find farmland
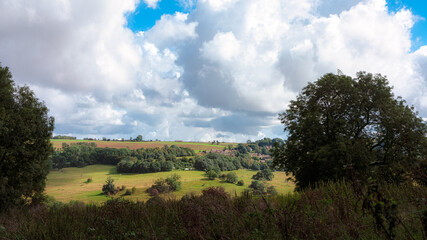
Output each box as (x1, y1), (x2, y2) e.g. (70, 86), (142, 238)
(51, 139), (235, 152)
(45, 165), (294, 203)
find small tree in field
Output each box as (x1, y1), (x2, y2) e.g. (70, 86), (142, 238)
(102, 177), (117, 195)
(273, 72), (427, 189)
(226, 172), (238, 184)
(206, 170), (219, 180)
(148, 174), (182, 194)
(252, 169), (274, 181)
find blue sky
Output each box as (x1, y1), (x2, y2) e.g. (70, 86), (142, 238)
(127, 0), (193, 32)
(387, 0), (427, 50)
(1, 0), (427, 141)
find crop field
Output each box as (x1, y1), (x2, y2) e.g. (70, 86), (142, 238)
(51, 139), (236, 152)
(45, 165), (294, 203)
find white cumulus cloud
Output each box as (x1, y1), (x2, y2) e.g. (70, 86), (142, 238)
(0, 0), (426, 141)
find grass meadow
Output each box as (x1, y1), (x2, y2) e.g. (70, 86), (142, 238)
(45, 165), (294, 203)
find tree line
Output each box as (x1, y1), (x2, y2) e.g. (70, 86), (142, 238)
(51, 143), (195, 170)
(51, 142), (271, 174)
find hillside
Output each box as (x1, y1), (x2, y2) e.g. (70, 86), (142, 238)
(51, 139), (235, 152)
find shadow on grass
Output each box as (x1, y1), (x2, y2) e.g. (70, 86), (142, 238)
(87, 192), (105, 197)
(107, 168), (118, 175)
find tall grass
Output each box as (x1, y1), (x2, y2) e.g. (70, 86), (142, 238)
(1, 181), (426, 239)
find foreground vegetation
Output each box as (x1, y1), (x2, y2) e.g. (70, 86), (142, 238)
(2, 181), (426, 239)
(44, 165), (293, 203)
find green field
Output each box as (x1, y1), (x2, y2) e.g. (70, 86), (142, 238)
(45, 165), (294, 203)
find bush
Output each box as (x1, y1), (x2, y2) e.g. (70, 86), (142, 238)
(166, 174), (182, 191)
(148, 174), (182, 194)
(121, 185), (126, 191)
(131, 187), (137, 194)
(237, 180), (244, 186)
(124, 189), (132, 196)
(248, 180), (266, 195)
(85, 177), (92, 183)
(252, 169), (274, 181)
(206, 170), (219, 180)
(102, 177), (117, 195)
(226, 172), (238, 184)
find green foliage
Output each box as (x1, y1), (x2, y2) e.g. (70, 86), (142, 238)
(251, 162), (260, 170)
(102, 177), (117, 195)
(134, 135), (143, 142)
(248, 180), (277, 195)
(149, 174), (182, 194)
(206, 170), (219, 180)
(273, 72), (427, 189)
(226, 172), (238, 183)
(166, 174), (182, 191)
(193, 153), (246, 172)
(0, 64), (54, 211)
(52, 143), (194, 172)
(1, 182), (426, 239)
(248, 180), (266, 194)
(252, 169), (274, 181)
(52, 135), (76, 140)
(237, 180), (245, 186)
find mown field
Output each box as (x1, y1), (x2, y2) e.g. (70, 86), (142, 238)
(45, 165), (294, 203)
(51, 139), (235, 152)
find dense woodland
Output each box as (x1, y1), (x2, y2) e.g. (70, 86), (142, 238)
(50, 142), (273, 174)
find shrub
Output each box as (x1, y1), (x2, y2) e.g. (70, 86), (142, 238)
(252, 169), (274, 181)
(131, 187), (136, 194)
(166, 174), (182, 191)
(226, 172), (238, 184)
(148, 174), (182, 194)
(206, 170), (219, 180)
(124, 189), (132, 196)
(121, 185), (126, 191)
(248, 180), (266, 195)
(102, 177), (117, 195)
(237, 180), (244, 186)
(85, 177), (92, 183)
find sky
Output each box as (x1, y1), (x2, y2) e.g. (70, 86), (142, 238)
(0, 0), (427, 142)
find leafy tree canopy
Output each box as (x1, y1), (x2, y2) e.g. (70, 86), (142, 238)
(273, 72), (427, 190)
(0, 64), (54, 210)
(252, 169), (274, 181)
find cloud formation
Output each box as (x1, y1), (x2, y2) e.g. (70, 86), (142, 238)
(0, 0), (426, 142)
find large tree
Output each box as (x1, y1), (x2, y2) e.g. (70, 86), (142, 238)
(0, 64), (54, 210)
(272, 72), (427, 190)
